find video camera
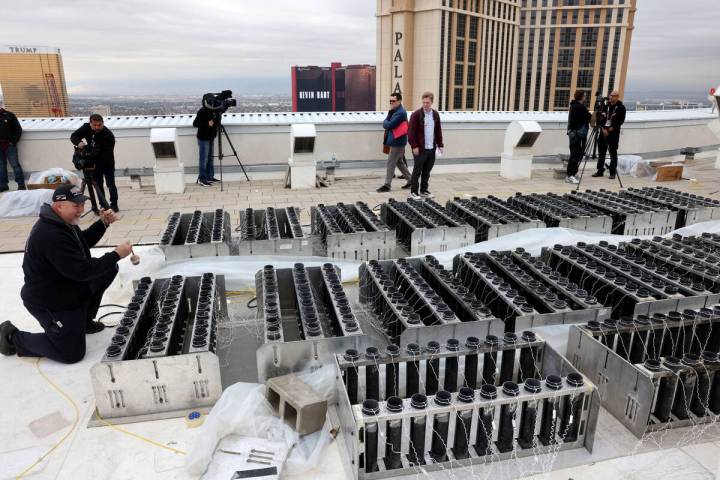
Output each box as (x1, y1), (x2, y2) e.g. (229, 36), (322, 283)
(202, 90), (237, 115)
(72, 148), (95, 170)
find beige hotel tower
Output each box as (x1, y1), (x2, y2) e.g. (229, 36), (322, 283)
(377, 0), (636, 111)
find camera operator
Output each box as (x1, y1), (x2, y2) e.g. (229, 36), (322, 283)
(193, 103), (219, 187)
(0, 185), (133, 364)
(592, 91), (626, 180)
(565, 90), (591, 184)
(71, 114), (119, 211)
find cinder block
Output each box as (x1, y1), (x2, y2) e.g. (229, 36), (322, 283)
(265, 373), (327, 435)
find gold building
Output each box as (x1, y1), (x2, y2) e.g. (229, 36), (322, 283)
(0, 45), (70, 117)
(376, 0), (636, 111)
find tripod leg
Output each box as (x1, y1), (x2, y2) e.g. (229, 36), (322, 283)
(575, 127), (599, 192)
(222, 125), (250, 181)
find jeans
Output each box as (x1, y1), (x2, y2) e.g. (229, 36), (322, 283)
(567, 128), (588, 177)
(95, 165), (118, 208)
(0, 143), (25, 188)
(14, 267), (118, 364)
(410, 148), (436, 194)
(597, 131), (620, 175)
(198, 139), (215, 181)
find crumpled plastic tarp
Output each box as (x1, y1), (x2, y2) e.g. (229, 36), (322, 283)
(27, 167), (80, 187)
(186, 366), (336, 477)
(0, 189), (53, 218)
(123, 220), (720, 293)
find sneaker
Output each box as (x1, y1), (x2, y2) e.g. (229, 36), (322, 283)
(409, 192), (422, 200)
(0, 321), (18, 356)
(111, 204), (119, 213)
(608, 174), (616, 180)
(566, 176), (579, 184)
(198, 179), (213, 187)
(209, 177), (221, 183)
(420, 190), (434, 198)
(591, 171), (604, 178)
(398, 174), (407, 180)
(376, 185), (391, 193)
(401, 183), (412, 190)
(86, 321), (105, 334)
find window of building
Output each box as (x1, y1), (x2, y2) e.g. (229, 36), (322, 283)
(556, 70), (572, 88)
(582, 27), (598, 46)
(457, 15), (466, 36)
(558, 49), (574, 68)
(466, 88), (475, 108)
(579, 49), (595, 68)
(456, 39), (465, 61)
(454, 88), (463, 109)
(555, 89), (570, 109)
(468, 41), (477, 63)
(577, 70), (593, 88)
(455, 64), (465, 84)
(560, 28), (576, 47)
(470, 16), (478, 38)
(467, 64), (476, 85)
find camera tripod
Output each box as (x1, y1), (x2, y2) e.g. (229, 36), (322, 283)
(79, 168), (110, 216)
(215, 117), (249, 192)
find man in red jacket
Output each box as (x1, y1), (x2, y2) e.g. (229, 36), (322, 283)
(407, 92), (444, 198)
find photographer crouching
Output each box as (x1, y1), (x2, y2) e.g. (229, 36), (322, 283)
(0, 185), (133, 364)
(71, 114), (119, 211)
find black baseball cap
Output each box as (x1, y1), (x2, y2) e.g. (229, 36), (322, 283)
(52, 184), (89, 204)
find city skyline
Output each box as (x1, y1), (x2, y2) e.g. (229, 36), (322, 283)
(1, 0), (717, 98)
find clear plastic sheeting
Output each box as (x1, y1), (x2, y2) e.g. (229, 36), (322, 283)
(123, 221), (720, 293)
(186, 366), (336, 477)
(149, 255), (363, 293)
(0, 189), (53, 218)
(27, 167), (81, 187)
(616, 155), (654, 177)
(426, 220), (720, 268)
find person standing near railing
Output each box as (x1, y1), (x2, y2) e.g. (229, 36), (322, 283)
(0, 104), (25, 192)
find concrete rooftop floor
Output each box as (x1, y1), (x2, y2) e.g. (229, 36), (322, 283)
(0, 157), (719, 254)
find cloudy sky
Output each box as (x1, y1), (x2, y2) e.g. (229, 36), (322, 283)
(2, 0), (717, 97)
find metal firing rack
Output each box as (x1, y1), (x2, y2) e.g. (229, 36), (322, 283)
(236, 206), (312, 255)
(159, 209), (232, 260)
(446, 195), (546, 242)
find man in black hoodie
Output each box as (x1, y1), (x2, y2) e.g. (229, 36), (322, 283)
(566, 90), (592, 184)
(0, 105), (25, 191)
(70, 114), (119, 211)
(0, 185), (133, 364)
(192, 106), (219, 186)
(592, 91), (626, 180)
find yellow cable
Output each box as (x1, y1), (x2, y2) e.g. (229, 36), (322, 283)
(16, 358), (80, 479)
(92, 409), (186, 455)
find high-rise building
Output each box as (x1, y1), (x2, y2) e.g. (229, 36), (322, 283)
(291, 63), (376, 112)
(0, 45), (70, 117)
(376, 0), (636, 111)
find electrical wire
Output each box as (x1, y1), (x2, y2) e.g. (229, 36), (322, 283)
(15, 358), (80, 479)
(246, 296), (258, 309)
(99, 304), (127, 309)
(15, 357), (186, 479)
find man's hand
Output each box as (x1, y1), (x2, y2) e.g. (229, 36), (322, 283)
(209, 120), (214, 127)
(412, 147), (420, 156)
(114, 241), (133, 259)
(100, 209), (118, 226)
(437, 147), (444, 155)
(76, 139), (87, 150)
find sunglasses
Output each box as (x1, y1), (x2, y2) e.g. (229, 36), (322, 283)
(389, 99), (397, 103)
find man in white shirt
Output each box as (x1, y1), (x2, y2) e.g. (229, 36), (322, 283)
(407, 92), (444, 199)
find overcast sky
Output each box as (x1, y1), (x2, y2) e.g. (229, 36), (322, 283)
(2, 0), (717, 97)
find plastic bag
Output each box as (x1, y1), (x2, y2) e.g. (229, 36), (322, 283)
(0, 189), (53, 218)
(27, 167), (80, 187)
(186, 365), (337, 477)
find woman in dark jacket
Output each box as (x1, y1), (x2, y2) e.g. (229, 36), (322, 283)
(566, 90), (592, 184)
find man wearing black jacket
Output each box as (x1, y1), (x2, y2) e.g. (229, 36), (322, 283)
(566, 90), (592, 184)
(592, 91), (626, 180)
(193, 106), (219, 186)
(71, 114), (119, 211)
(0, 185), (132, 364)
(0, 105), (26, 191)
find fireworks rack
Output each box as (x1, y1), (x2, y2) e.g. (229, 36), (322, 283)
(159, 209), (232, 260)
(507, 192), (613, 233)
(445, 196), (546, 242)
(237, 206), (312, 255)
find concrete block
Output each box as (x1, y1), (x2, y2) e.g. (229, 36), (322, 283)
(265, 373), (327, 435)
